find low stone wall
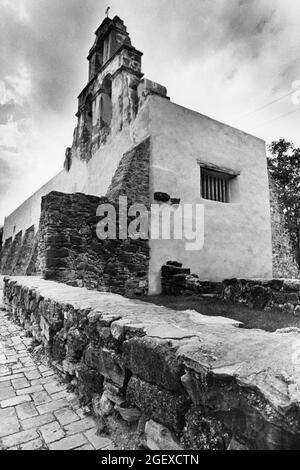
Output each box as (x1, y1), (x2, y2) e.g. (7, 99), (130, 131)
(4, 275), (300, 450)
(222, 278), (300, 313)
(162, 262), (300, 314)
(161, 261), (223, 296)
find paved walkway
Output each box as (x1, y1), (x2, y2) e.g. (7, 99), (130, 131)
(0, 284), (114, 451)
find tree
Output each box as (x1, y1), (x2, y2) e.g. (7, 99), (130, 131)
(268, 139), (300, 268)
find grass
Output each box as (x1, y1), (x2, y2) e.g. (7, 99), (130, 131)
(139, 294), (300, 332)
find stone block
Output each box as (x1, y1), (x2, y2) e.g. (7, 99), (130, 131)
(145, 420), (182, 450)
(66, 328), (89, 362)
(123, 337), (184, 393)
(265, 279), (284, 291)
(166, 261), (183, 268)
(127, 376), (189, 432)
(181, 408), (231, 450)
(248, 285), (271, 309)
(84, 345), (125, 387)
(92, 393), (114, 418)
(283, 280), (300, 292)
(154, 192), (170, 203)
(103, 380), (126, 406)
(52, 329), (67, 362)
(76, 364), (103, 405)
(115, 405), (141, 424)
(272, 291), (289, 305)
(294, 306), (300, 317)
(138, 79), (168, 101)
(161, 265), (191, 280)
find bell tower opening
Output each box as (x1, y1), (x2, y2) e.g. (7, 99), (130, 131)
(100, 74), (112, 128)
(87, 16), (132, 81)
(85, 94), (93, 134)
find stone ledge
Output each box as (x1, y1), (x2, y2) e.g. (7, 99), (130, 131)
(4, 276), (300, 449)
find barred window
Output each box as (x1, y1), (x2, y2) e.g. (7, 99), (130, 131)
(201, 169), (229, 203)
(200, 160), (241, 204)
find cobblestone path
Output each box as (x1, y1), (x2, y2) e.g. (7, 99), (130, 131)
(0, 283), (114, 451)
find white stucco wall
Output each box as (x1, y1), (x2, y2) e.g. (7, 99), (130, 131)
(147, 95), (272, 294)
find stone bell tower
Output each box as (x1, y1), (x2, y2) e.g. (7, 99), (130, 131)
(87, 16), (132, 81)
(67, 15), (144, 165)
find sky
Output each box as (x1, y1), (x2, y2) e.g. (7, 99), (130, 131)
(0, 0), (300, 225)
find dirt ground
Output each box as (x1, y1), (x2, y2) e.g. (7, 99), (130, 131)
(140, 294), (300, 332)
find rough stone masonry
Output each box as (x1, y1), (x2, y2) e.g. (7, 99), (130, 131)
(161, 261), (300, 314)
(4, 276), (300, 450)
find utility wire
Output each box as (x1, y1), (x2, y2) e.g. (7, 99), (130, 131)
(257, 107), (300, 127)
(236, 89), (295, 120)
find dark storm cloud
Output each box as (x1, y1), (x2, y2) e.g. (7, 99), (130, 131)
(0, 0), (107, 114)
(149, 0), (279, 64)
(0, 0), (280, 116)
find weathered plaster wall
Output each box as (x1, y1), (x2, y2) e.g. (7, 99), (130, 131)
(147, 95), (273, 294)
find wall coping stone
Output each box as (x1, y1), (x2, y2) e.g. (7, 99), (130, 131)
(4, 275), (300, 449)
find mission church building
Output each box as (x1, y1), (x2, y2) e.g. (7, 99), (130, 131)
(1, 15), (272, 295)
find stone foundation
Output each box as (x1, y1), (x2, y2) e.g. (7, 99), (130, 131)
(4, 276), (300, 450)
(222, 278), (300, 313)
(161, 261), (223, 296)
(162, 262), (300, 314)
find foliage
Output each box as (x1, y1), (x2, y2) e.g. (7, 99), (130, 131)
(268, 139), (300, 268)
(0, 226), (3, 252)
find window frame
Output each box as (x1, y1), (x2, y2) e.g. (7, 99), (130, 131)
(198, 161), (240, 204)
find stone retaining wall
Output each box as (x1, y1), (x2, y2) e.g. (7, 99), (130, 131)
(222, 278), (300, 313)
(4, 276), (300, 450)
(162, 262), (300, 314)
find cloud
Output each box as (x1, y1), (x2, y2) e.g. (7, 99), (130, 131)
(0, 156), (15, 207)
(0, 0), (300, 226)
(0, 101), (27, 125)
